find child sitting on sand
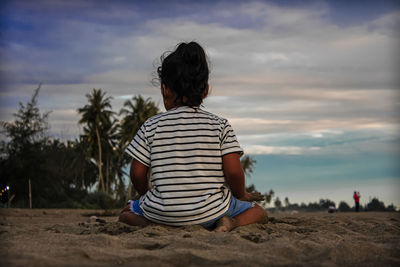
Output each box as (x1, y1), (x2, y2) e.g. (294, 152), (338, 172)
(119, 41), (268, 232)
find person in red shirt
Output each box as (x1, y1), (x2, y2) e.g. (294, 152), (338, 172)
(353, 191), (361, 212)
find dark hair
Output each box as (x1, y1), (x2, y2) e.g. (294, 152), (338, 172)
(157, 42), (209, 107)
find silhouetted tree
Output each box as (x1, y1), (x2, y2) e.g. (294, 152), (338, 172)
(245, 184), (256, 193)
(338, 201), (352, 212)
(264, 190), (275, 206)
(0, 85), (51, 207)
(366, 198), (386, 211)
(1, 84), (50, 153)
(241, 155), (256, 177)
(386, 204), (397, 212)
(284, 197), (290, 208)
(78, 89), (115, 192)
(274, 197), (282, 209)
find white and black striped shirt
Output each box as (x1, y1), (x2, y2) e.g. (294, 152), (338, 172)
(126, 106), (243, 226)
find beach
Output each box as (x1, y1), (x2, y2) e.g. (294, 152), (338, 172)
(1, 208), (399, 266)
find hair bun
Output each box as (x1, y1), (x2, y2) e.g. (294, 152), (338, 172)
(179, 43), (203, 67)
(157, 42), (209, 107)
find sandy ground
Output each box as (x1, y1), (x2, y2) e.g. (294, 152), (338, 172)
(0, 209), (399, 267)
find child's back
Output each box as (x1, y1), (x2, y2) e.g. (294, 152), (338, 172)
(127, 106), (243, 225)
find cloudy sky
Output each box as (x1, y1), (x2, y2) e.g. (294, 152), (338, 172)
(1, 0), (399, 207)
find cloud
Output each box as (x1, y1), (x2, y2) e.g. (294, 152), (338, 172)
(0, 1), (398, 152)
(244, 145), (320, 155)
(237, 126), (400, 156)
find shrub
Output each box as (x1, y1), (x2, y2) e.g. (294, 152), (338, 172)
(82, 191), (116, 210)
(338, 201), (351, 212)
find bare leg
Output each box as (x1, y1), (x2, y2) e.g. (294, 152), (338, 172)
(118, 204), (151, 227)
(119, 211), (151, 227)
(215, 203), (268, 232)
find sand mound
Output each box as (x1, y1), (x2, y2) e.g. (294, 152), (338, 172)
(1, 209), (399, 266)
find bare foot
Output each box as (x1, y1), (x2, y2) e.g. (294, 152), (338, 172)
(214, 216), (237, 232)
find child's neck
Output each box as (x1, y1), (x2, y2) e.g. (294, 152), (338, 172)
(166, 104), (200, 111)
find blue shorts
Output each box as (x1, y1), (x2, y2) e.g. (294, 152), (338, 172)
(200, 196), (254, 228)
(129, 198), (144, 216)
(129, 196), (253, 228)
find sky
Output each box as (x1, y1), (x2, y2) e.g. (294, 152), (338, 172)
(1, 0), (399, 208)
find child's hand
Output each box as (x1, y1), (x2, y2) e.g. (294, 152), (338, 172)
(239, 191), (265, 202)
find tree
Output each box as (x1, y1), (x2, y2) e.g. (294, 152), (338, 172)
(245, 184), (257, 193)
(386, 204), (397, 212)
(69, 137), (98, 190)
(274, 197), (282, 210)
(260, 189), (275, 208)
(37, 138), (98, 207)
(241, 155), (257, 177)
(284, 197), (290, 208)
(78, 89), (115, 192)
(119, 95), (159, 200)
(338, 201), (351, 212)
(100, 118), (120, 194)
(1, 84), (50, 153)
(119, 95), (159, 150)
(366, 198), (386, 211)
(0, 85), (51, 207)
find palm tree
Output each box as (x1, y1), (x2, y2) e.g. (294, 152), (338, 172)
(78, 89), (115, 192)
(241, 155), (256, 177)
(119, 95), (160, 149)
(102, 117), (120, 194)
(119, 95), (159, 200)
(108, 141), (127, 202)
(69, 137), (97, 190)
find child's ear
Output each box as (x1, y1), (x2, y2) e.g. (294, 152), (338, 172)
(202, 84), (209, 99)
(162, 84), (170, 98)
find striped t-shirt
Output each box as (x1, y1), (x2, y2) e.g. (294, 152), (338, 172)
(126, 105), (243, 226)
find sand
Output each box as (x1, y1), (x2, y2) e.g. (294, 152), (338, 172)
(1, 209), (399, 266)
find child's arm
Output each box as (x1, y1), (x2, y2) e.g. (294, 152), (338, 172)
(222, 153), (265, 202)
(130, 159), (149, 196)
(222, 153), (246, 198)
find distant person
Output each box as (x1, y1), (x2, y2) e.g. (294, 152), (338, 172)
(119, 42), (267, 232)
(353, 191), (361, 212)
